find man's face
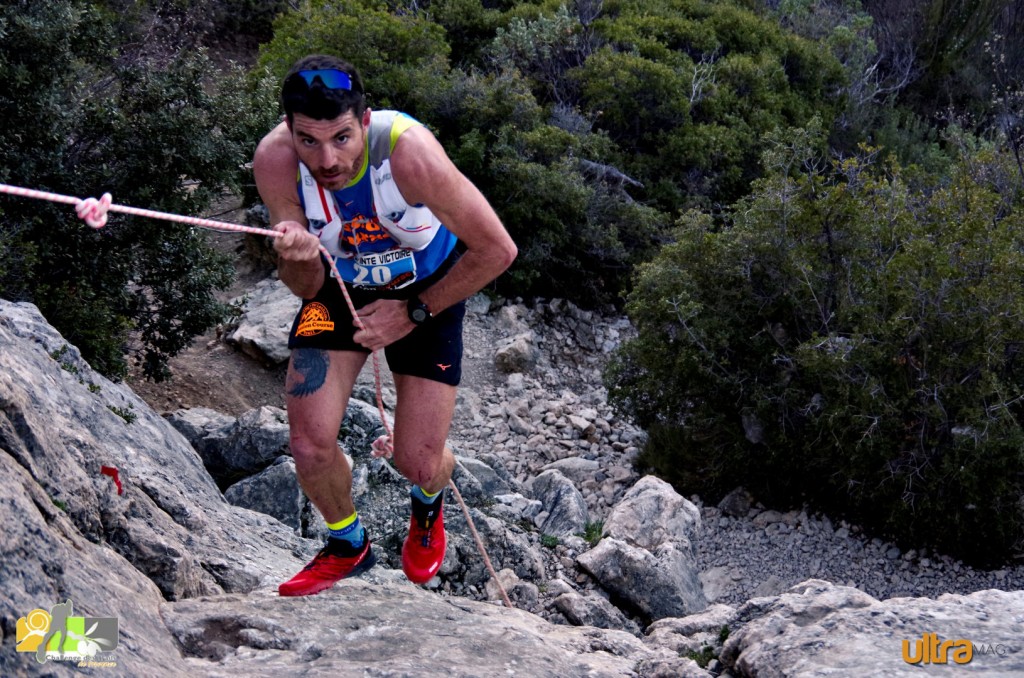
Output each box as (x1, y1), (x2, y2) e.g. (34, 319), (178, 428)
(289, 109), (371, 191)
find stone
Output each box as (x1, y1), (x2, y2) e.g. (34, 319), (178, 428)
(226, 277), (300, 365)
(159, 582), (692, 675)
(551, 589), (641, 634)
(169, 405), (290, 488)
(700, 566), (736, 603)
(721, 580), (1024, 676)
(603, 475), (702, 552)
(224, 456), (305, 529)
(0, 300), (309, 673)
(494, 332), (539, 373)
(526, 470), (589, 538)
(717, 487), (753, 518)
(540, 457), (600, 486)
(577, 538), (708, 620)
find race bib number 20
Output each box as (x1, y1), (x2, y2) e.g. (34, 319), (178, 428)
(334, 248), (416, 289)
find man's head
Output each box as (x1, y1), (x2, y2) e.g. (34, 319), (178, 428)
(281, 55), (366, 125)
(282, 55), (370, 190)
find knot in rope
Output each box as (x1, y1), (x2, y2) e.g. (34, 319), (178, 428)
(75, 193), (112, 229)
(370, 434), (394, 459)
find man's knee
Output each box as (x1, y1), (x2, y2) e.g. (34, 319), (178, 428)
(393, 445), (451, 486)
(290, 432), (341, 468)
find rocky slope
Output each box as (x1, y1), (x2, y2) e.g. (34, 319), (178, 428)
(2, 281), (1023, 676)
(222, 274), (1024, 609)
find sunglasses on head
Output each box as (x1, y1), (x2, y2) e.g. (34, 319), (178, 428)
(295, 69), (353, 91)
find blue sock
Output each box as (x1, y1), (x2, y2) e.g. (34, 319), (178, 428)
(327, 513), (364, 547)
(411, 485), (441, 505)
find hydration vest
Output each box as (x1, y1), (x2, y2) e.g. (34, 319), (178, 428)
(297, 110), (457, 290)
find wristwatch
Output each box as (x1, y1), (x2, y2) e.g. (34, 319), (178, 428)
(407, 297), (433, 325)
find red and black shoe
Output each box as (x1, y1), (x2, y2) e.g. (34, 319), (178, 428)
(402, 493), (446, 584)
(279, 530), (376, 597)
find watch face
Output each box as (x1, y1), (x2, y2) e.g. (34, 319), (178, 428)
(409, 298), (431, 324)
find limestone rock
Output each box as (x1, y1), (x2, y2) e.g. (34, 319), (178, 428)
(717, 486), (753, 518)
(0, 300), (308, 673)
(451, 455), (513, 505)
(542, 457), (600, 486)
(159, 581), (693, 676)
(167, 405), (289, 488)
(527, 469), (589, 538)
(722, 580), (1024, 676)
(577, 538), (708, 621)
(602, 475), (701, 552)
(552, 589), (642, 634)
(226, 277), (299, 365)
(446, 509), (546, 586)
(224, 456), (305, 529)
(494, 332), (539, 373)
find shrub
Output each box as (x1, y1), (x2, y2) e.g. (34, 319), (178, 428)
(0, 1), (278, 379)
(607, 121), (1024, 565)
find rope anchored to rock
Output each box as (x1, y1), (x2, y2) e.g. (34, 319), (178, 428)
(0, 182), (512, 608)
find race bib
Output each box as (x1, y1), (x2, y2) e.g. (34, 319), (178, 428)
(332, 248), (417, 289)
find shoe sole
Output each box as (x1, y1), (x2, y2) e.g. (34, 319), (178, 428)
(279, 548), (377, 597)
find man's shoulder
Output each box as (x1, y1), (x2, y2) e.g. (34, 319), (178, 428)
(254, 122), (296, 166)
(253, 122), (302, 211)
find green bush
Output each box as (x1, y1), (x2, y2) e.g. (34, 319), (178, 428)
(607, 121), (1024, 565)
(571, 0), (845, 211)
(0, 1), (278, 379)
(257, 0), (452, 113)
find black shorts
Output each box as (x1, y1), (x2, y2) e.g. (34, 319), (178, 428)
(287, 252), (464, 386)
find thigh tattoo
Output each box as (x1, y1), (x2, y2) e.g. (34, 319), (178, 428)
(287, 348), (330, 398)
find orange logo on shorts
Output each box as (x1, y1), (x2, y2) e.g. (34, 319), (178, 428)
(296, 302), (335, 336)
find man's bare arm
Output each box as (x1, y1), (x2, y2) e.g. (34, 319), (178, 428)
(253, 122), (324, 300)
(391, 125), (517, 315)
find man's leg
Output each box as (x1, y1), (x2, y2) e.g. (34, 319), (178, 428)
(285, 347), (367, 521)
(390, 373), (457, 491)
(279, 347), (376, 596)
(391, 373), (457, 583)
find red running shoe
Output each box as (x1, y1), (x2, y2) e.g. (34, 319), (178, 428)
(402, 497), (446, 584)
(279, 530), (376, 597)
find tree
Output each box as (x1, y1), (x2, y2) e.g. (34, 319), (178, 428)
(607, 120), (1024, 565)
(0, 1), (279, 379)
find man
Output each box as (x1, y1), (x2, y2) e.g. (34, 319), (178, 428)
(253, 55), (516, 596)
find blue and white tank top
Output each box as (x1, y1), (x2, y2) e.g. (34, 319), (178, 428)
(297, 110), (457, 290)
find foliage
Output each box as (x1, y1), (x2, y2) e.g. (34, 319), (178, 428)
(685, 645), (716, 668)
(580, 520), (604, 546)
(95, 0), (293, 50)
(0, 1), (278, 379)
(768, 0), (900, 141)
(564, 0), (846, 210)
(607, 121), (1024, 565)
(258, 0), (452, 112)
(107, 404), (138, 424)
(425, 0), (507, 66)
